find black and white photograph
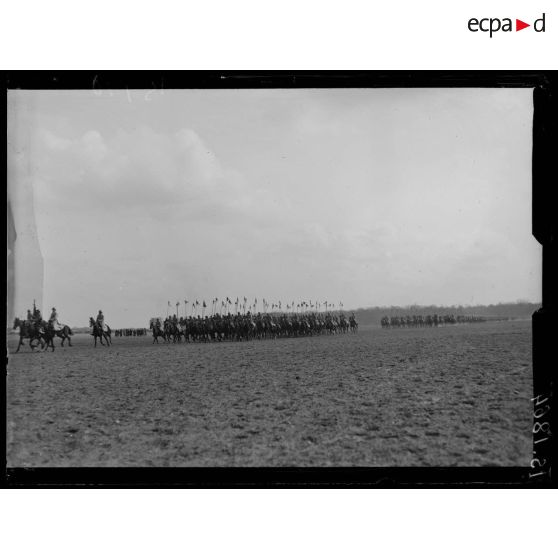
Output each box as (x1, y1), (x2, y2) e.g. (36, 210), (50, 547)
(6, 78), (542, 476)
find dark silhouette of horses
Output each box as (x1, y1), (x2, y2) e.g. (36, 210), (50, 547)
(145, 312), (359, 344)
(37, 321), (57, 352)
(12, 317), (44, 352)
(48, 322), (73, 347)
(36, 321), (73, 351)
(150, 319), (167, 343)
(164, 321), (182, 343)
(380, 313), (484, 329)
(89, 317), (112, 347)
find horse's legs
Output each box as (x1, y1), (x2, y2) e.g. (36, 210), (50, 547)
(16, 337), (23, 352)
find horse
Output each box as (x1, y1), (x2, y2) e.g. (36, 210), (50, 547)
(34, 320), (58, 351)
(338, 315), (349, 334)
(48, 321), (73, 347)
(349, 315), (358, 333)
(150, 320), (167, 343)
(89, 317), (112, 347)
(12, 317), (44, 352)
(166, 321), (182, 343)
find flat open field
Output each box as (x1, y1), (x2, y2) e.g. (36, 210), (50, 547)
(6, 320), (533, 467)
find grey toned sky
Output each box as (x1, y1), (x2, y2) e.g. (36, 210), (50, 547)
(7, 88), (540, 328)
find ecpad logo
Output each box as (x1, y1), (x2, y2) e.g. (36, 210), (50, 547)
(468, 13), (546, 37)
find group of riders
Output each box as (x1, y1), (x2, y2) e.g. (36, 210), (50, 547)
(150, 311), (358, 343)
(14, 303), (490, 350)
(14, 302), (357, 349)
(13, 304), (109, 351)
(380, 314), (487, 328)
(13, 303), (74, 352)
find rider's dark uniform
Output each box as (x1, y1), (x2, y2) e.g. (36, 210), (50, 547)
(34, 309), (42, 330)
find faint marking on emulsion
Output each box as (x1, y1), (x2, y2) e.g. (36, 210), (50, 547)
(11, 185), (45, 318)
(7, 94), (45, 320)
(7, 198), (17, 322)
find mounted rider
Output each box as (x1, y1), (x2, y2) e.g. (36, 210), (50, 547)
(49, 307), (63, 331)
(26, 308), (38, 335)
(33, 303), (43, 331)
(96, 310), (108, 332)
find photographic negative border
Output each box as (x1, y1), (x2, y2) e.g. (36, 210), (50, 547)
(2, 71), (556, 487)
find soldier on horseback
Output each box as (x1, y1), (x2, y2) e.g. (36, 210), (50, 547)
(97, 309), (106, 332)
(49, 307), (62, 331)
(32, 301), (42, 326)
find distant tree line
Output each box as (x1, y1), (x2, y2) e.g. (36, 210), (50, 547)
(353, 301), (540, 327)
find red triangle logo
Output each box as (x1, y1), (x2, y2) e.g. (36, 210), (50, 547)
(516, 19), (530, 31)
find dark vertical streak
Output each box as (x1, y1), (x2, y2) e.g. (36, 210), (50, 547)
(531, 82), (557, 483)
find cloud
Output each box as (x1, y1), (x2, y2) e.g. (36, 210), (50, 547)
(29, 126), (255, 220)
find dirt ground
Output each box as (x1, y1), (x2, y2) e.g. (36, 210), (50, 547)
(6, 320), (533, 467)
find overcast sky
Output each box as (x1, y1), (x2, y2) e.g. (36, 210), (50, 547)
(7, 88), (540, 328)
